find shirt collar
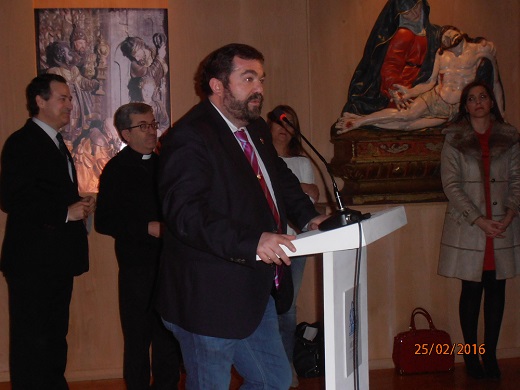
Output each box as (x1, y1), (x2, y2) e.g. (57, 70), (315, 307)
(32, 117), (60, 146)
(124, 145), (154, 160)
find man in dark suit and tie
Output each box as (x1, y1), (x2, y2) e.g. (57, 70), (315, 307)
(157, 43), (328, 389)
(0, 73), (95, 389)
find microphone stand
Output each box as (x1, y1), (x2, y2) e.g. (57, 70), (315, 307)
(272, 110), (370, 231)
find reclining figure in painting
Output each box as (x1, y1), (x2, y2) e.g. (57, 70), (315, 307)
(335, 26), (504, 133)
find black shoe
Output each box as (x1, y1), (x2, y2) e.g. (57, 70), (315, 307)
(486, 369), (501, 381)
(466, 363), (485, 380)
(465, 357), (485, 380)
(483, 356), (501, 380)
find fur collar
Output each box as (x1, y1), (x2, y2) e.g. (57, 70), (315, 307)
(443, 119), (519, 159)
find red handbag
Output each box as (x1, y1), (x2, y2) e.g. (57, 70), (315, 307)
(392, 307), (455, 375)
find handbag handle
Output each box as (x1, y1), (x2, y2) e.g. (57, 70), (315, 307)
(409, 307), (437, 331)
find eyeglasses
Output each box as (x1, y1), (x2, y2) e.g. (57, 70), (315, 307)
(127, 121), (159, 132)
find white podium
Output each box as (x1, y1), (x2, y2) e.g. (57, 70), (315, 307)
(286, 206), (407, 389)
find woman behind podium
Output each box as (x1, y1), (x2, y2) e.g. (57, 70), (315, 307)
(268, 105), (319, 388)
(438, 81), (520, 380)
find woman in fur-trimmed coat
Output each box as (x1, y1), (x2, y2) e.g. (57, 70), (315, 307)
(438, 81), (520, 381)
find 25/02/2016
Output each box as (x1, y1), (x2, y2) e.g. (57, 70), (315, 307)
(414, 343), (485, 355)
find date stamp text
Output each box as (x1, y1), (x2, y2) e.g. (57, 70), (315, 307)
(414, 343), (485, 355)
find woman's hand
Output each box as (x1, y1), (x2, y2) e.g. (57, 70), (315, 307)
(474, 216), (506, 238)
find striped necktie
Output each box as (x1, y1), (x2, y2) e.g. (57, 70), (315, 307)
(235, 128), (282, 289)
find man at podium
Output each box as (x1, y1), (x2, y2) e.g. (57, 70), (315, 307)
(157, 43), (327, 389)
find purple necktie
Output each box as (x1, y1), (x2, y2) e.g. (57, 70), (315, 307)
(235, 128), (282, 288)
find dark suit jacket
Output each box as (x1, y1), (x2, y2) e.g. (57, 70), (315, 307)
(95, 146), (162, 268)
(157, 99), (319, 339)
(0, 119), (88, 277)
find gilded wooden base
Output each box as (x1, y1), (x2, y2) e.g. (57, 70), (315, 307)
(330, 126), (447, 205)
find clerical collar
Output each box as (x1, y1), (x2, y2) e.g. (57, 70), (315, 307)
(142, 154), (152, 160)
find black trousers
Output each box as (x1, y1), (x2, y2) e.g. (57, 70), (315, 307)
(6, 272), (73, 390)
(459, 270), (506, 364)
(118, 265), (181, 390)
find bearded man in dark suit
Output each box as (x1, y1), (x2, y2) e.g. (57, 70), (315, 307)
(157, 43), (328, 389)
(0, 73), (95, 389)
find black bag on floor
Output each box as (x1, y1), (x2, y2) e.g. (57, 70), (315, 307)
(293, 322), (325, 378)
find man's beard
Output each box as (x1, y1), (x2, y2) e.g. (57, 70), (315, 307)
(223, 87), (263, 124)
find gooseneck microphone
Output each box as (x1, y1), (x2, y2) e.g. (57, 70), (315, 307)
(270, 108), (370, 231)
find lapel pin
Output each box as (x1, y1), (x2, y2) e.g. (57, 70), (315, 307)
(259, 137), (265, 144)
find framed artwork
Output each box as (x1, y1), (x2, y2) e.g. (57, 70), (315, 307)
(35, 8), (170, 193)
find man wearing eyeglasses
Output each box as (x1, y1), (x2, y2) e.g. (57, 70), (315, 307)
(95, 102), (180, 389)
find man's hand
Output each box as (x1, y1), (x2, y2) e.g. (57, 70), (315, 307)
(148, 221), (163, 238)
(307, 214), (330, 231)
(257, 232), (296, 266)
(67, 196), (96, 221)
(83, 196), (96, 215)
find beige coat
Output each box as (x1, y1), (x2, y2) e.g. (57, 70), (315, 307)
(438, 120), (520, 281)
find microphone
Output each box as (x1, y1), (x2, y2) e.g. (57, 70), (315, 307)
(270, 108), (370, 231)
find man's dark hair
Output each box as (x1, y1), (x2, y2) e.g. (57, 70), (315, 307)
(113, 102), (153, 143)
(197, 43), (264, 96)
(26, 73), (68, 117)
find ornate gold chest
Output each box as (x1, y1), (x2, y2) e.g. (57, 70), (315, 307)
(330, 127), (447, 204)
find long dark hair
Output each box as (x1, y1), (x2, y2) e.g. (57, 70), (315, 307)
(267, 105), (303, 157)
(453, 80), (504, 123)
